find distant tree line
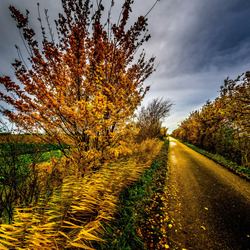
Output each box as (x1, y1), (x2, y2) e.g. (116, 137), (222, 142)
(172, 71), (250, 168)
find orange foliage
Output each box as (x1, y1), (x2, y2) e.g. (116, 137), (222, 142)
(172, 71), (250, 167)
(0, 139), (163, 249)
(0, 0), (155, 172)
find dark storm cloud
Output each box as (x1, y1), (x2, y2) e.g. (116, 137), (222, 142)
(147, 0), (250, 77)
(185, 0), (250, 71)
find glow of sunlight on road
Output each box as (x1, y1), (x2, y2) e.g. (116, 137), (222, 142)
(170, 141), (177, 146)
(170, 155), (178, 164)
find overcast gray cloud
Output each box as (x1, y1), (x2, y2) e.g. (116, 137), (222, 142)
(146, 0), (250, 75)
(1, 0), (250, 132)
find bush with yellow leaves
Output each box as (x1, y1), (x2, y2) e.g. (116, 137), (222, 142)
(0, 139), (162, 249)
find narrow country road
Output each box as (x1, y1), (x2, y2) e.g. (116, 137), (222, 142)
(166, 137), (250, 249)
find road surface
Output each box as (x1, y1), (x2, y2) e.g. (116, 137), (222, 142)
(166, 137), (250, 249)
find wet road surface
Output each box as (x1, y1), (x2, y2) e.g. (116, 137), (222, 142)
(166, 137), (250, 249)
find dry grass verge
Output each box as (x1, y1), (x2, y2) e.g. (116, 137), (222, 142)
(0, 139), (162, 249)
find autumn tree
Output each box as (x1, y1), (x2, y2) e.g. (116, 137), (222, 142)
(172, 70), (250, 168)
(0, 0), (157, 172)
(137, 97), (173, 141)
(220, 71), (250, 167)
(220, 71), (250, 132)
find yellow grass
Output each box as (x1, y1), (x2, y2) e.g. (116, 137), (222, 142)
(0, 139), (163, 249)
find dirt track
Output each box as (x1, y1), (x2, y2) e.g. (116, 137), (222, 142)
(166, 137), (250, 249)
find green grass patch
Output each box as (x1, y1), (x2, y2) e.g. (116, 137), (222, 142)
(175, 138), (250, 181)
(40, 149), (63, 163)
(95, 138), (170, 249)
(0, 143), (66, 156)
(0, 142), (64, 166)
(0, 142), (63, 223)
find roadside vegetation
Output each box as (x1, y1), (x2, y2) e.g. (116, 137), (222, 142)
(95, 138), (170, 249)
(0, 1), (173, 249)
(172, 72), (250, 173)
(0, 136), (165, 249)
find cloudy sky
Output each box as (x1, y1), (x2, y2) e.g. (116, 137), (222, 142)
(1, 0), (250, 133)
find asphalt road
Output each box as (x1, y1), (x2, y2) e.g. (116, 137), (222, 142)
(166, 137), (250, 249)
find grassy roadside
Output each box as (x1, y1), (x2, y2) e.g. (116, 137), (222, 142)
(0, 139), (166, 249)
(96, 138), (170, 249)
(174, 138), (250, 181)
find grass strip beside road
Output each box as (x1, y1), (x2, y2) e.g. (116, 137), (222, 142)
(96, 138), (170, 249)
(174, 138), (250, 181)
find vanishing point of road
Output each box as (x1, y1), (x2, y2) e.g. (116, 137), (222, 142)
(166, 137), (250, 249)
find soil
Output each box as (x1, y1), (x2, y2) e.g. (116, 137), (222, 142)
(165, 137), (250, 249)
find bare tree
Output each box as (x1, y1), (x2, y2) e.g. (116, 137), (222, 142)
(137, 97), (173, 141)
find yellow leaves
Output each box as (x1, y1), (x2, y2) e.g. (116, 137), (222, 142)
(29, 233), (53, 246)
(0, 239), (15, 247)
(0, 234), (18, 242)
(0, 138), (162, 249)
(59, 231), (71, 240)
(62, 221), (83, 229)
(75, 229), (105, 242)
(15, 209), (34, 222)
(0, 243), (9, 250)
(38, 162), (53, 174)
(0, 2), (159, 250)
(1, 0), (153, 177)
(0, 224), (15, 233)
(70, 242), (95, 250)
(42, 222), (57, 230)
(0, 225), (21, 249)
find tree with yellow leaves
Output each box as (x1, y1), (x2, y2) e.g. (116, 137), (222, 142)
(172, 70), (250, 168)
(0, 0), (157, 172)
